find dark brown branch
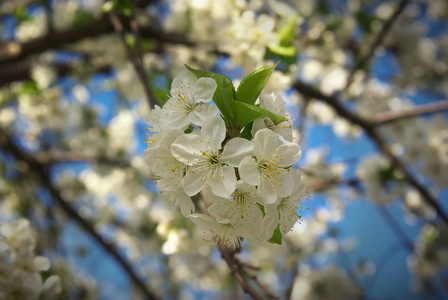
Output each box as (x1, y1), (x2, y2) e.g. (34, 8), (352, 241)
(0, 0), (190, 65)
(34, 150), (131, 168)
(371, 100), (448, 125)
(0, 60), (112, 85)
(0, 128), (158, 300)
(293, 80), (448, 224)
(219, 246), (264, 300)
(343, 0), (411, 91)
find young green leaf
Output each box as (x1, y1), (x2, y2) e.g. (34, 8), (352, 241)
(268, 226), (283, 245)
(236, 61), (279, 105)
(268, 45), (296, 57)
(277, 15), (300, 46)
(185, 65), (235, 122)
(233, 101), (288, 127)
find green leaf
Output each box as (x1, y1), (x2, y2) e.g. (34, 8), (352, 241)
(268, 226), (282, 245)
(74, 11), (96, 25)
(185, 65), (235, 122)
(236, 62), (279, 105)
(277, 16), (299, 46)
(233, 101), (288, 127)
(268, 45), (296, 57)
(240, 122), (253, 140)
(102, 0), (134, 16)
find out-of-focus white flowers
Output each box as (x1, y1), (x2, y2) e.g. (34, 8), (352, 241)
(291, 266), (362, 300)
(356, 154), (404, 205)
(0, 218), (61, 300)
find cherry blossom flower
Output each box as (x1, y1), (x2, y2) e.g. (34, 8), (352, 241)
(144, 129), (186, 191)
(160, 70), (218, 129)
(261, 170), (306, 240)
(170, 116), (253, 198)
(239, 129), (302, 204)
(203, 182), (263, 239)
(251, 92), (293, 141)
(189, 214), (243, 249)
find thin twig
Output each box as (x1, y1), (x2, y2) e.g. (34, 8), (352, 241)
(343, 0), (411, 92)
(371, 100), (448, 125)
(219, 246), (264, 300)
(0, 128), (158, 300)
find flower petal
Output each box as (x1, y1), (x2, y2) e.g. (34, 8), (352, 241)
(194, 77), (217, 103)
(182, 167), (210, 196)
(259, 179), (278, 204)
(188, 214), (218, 231)
(171, 70), (197, 100)
(272, 143), (302, 167)
(207, 165), (237, 198)
(176, 189), (195, 217)
(261, 204), (279, 240)
(170, 134), (205, 165)
(188, 103), (218, 126)
(253, 128), (279, 159)
(201, 116), (226, 150)
(239, 156), (260, 186)
(222, 138), (253, 167)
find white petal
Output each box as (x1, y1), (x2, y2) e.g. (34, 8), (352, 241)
(182, 168), (209, 196)
(207, 165), (237, 198)
(253, 128), (279, 159)
(250, 118), (267, 137)
(170, 134), (205, 165)
(259, 179), (278, 204)
(222, 138), (253, 167)
(194, 77), (217, 103)
(202, 185), (225, 204)
(188, 103), (218, 126)
(272, 143), (302, 167)
(171, 70), (197, 100)
(33, 256), (50, 272)
(159, 101), (191, 129)
(177, 189), (195, 217)
(275, 171), (295, 198)
(239, 156), (260, 186)
(188, 214), (218, 231)
(201, 116), (226, 150)
(261, 204), (279, 240)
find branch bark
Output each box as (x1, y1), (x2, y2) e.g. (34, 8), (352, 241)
(371, 100), (448, 125)
(0, 128), (158, 300)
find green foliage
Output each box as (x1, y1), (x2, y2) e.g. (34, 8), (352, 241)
(14, 6), (32, 24)
(185, 65), (236, 123)
(234, 101), (288, 127)
(268, 226), (283, 245)
(236, 62), (279, 105)
(278, 16), (300, 46)
(103, 0), (134, 16)
(73, 11), (96, 25)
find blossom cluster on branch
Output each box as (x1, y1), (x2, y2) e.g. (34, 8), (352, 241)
(144, 65), (305, 248)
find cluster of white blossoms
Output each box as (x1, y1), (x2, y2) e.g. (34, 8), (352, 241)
(144, 67), (305, 248)
(0, 218), (61, 300)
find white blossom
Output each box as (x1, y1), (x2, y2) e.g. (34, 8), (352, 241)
(160, 70), (218, 129)
(239, 129), (302, 204)
(171, 116), (253, 198)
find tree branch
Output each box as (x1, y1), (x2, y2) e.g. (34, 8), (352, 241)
(293, 80), (448, 224)
(0, 128), (158, 300)
(371, 100), (448, 125)
(0, 0), (190, 65)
